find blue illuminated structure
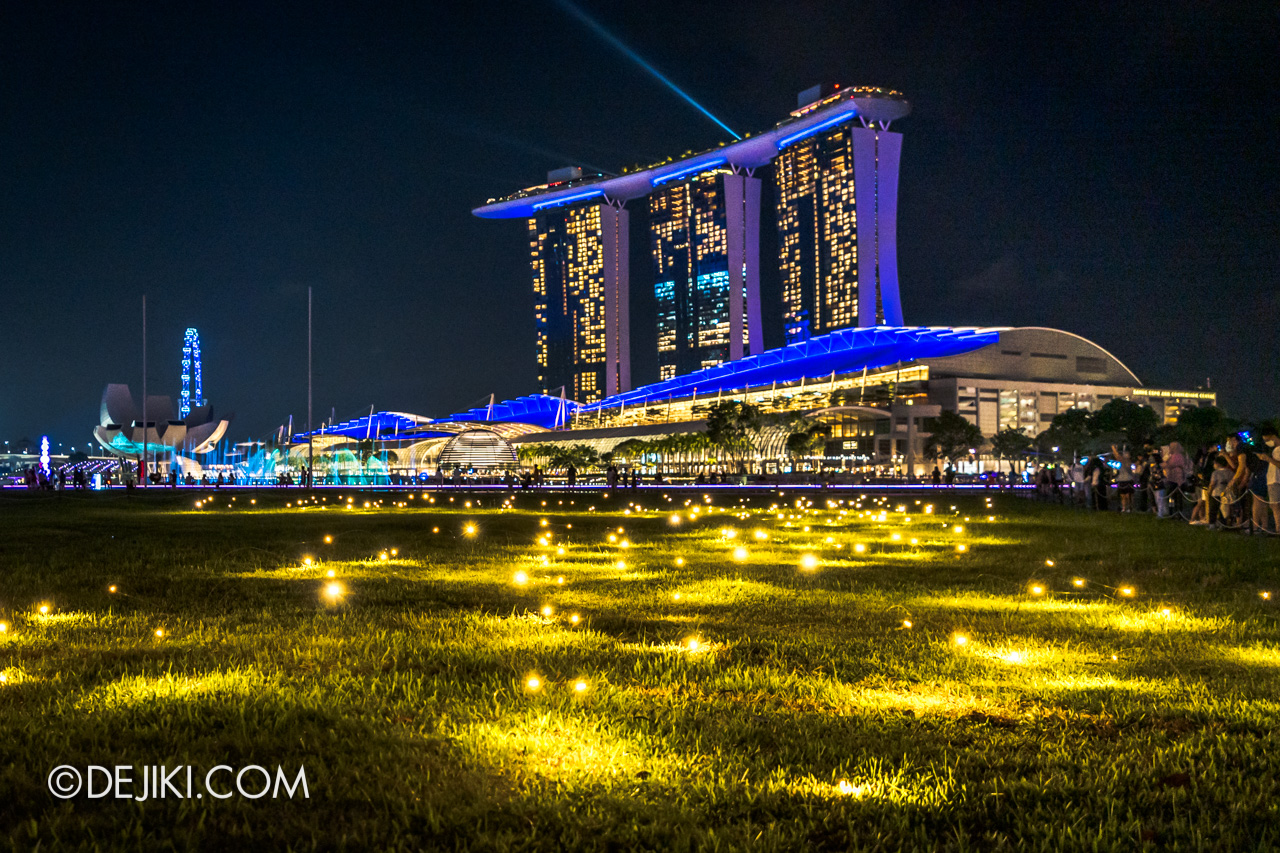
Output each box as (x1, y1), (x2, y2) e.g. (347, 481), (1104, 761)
(579, 326), (999, 411)
(290, 327), (995, 442)
(473, 88), (908, 220)
(441, 394), (575, 429)
(180, 328), (205, 419)
(415, 326), (998, 429)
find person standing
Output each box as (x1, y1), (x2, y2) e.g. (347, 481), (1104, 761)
(1257, 426), (1280, 534)
(1112, 445), (1135, 513)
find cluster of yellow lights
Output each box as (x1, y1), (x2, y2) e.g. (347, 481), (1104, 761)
(524, 675), (590, 694)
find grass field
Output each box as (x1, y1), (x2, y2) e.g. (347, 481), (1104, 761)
(1, 487), (1279, 851)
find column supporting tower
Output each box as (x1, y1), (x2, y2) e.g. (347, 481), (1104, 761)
(723, 173), (764, 358)
(851, 126), (904, 326)
(600, 203), (631, 395)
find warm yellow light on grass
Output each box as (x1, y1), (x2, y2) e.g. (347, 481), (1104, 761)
(573, 679), (589, 693)
(956, 544), (968, 553)
(1002, 651), (1025, 664)
(525, 675), (542, 692)
(800, 554), (819, 571)
(569, 613), (581, 625)
(854, 543), (866, 553)
(615, 560), (627, 570)
(1119, 586), (1136, 598)
(953, 525), (964, 534)
(1029, 584), (1045, 596)
(38, 604), (50, 616)
(669, 514), (681, 525)
(108, 585), (118, 594)
(154, 628), (165, 638)
(902, 619), (912, 629)
(685, 637), (702, 653)
(303, 556), (313, 567)
(541, 605), (554, 618)
(837, 780), (864, 797)
(513, 571), (529, 586)
(0, 622), (8, 633)
(323, 582), (345, 602)
(1073, 578), (1087, 588)
(1261, 591), (1272, 601)
(952, 633), (969, 647)
(464, 523), (477, 536)
(326, 569), (336, 578)
(733, 547), (749, 562)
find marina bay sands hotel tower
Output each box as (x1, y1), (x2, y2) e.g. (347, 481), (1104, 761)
(473, 85), (910, 403)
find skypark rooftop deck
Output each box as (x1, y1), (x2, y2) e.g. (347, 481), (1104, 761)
(473, 87), (909, 219)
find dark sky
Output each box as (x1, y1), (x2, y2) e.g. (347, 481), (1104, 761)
(2, 1), (1276, 449)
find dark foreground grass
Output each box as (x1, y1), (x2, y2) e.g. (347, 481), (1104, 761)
(1, 487), (1278, 851)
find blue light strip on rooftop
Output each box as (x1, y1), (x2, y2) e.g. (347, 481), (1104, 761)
(651, 157), (727, 187)
(777, 108), (859, 148)
(532, 188), (604, 211)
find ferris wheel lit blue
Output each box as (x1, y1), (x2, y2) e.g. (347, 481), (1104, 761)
(180, 328), (205, 419)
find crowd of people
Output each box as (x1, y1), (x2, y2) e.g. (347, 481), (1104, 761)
(1030, 425), (1280, 534)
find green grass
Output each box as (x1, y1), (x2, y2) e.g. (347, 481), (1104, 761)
(1, 487), (1279, 851)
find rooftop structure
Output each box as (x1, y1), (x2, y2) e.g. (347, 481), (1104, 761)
(472, 87), (909, 219)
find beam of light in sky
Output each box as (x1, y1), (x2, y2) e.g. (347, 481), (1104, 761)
(553, 0), (741, 140)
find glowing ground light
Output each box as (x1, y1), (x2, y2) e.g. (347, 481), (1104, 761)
(0, 622), (7, 633)
(1030, 584), (1045, 596)
(733, 547), (749, 561)
(38, 605), (49, 615)
(557, 576), (565, 585)
(1002, 651), (1025, 664)
(953, 633), (969, 646)
(303, 557), (313, 567)
(326, 569), (336, 578)
(956, 544), (968, 553)
(0, 673), (6, 684)
(953, 525), (964, 534)
(675, 557), (685, 566)
(1261, 591), (1272, 601)
(837, 780), (863, 796)
(672, 592), (682, 601)
(154, 628), (165, 638)
(854, 543), (866, 553)
(514, 571), (529, 585)
(570, 613), (580, 624)
(800, 554), (819, 571)
(324, 582), (345, 601)
(1119, 586), (1136, 597)
(1046, 560), (1055, 567)
(1073, 578), (1087, 588)
(525, 676), (542, 692)
(108, 585), (117, 594)
(615, 560), (627, 570)
(574, 679), (589, 693)
(541, 605), (554, 617)
(669, 514), (681, 525)
(685, 638), (701, 652)
(1161, 608), (1172, 616)
(890, 532), (901, 542)
(464, 524), (477, 536)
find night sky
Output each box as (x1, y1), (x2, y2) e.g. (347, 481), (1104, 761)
(2, 1), (1276, 449)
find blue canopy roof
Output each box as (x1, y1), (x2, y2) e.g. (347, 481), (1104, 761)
(579, 326), (999, 411)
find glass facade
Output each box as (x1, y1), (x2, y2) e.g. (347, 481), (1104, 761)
(648, 171), (743, 379)
(529, 205), (607, 403)
(775, 126), (860, 342)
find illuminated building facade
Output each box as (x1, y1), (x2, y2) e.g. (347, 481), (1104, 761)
(478, 86), (909, 397)
(529, 197), (630, 403)
(649, 170), (763, 379)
